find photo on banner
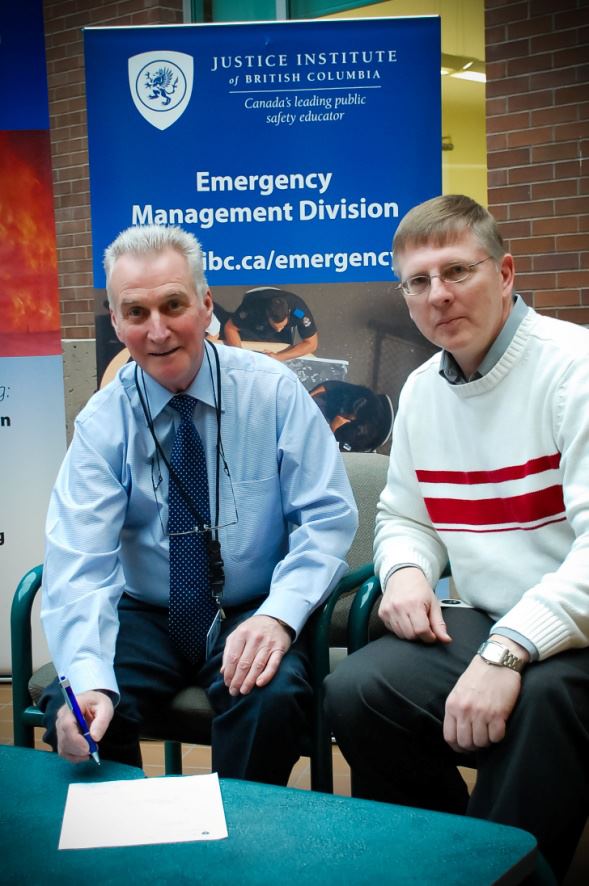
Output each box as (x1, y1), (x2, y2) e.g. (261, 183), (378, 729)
(85, 17), (441, 454)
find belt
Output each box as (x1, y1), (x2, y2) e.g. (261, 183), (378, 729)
(120, 592), (267, 616)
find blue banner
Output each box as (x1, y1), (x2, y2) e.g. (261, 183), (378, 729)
(0, 1), (49, 130)
(86, 18), (441, 456)
(84, 18), (441, 287)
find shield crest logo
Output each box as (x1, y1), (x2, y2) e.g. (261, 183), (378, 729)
(128, 51), (194, 130)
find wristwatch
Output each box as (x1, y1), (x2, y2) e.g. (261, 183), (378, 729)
(477, 639), (524, 673)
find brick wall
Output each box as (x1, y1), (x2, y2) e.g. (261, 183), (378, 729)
(43, 0), (183, 339)
(485, 0), (589, 322)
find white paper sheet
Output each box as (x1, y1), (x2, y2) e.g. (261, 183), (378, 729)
(59, 773), (228, 849)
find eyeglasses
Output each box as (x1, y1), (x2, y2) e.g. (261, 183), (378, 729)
(168, 519), (238, 538)
(399, 256), (493, 297)
(150, 458), (239, 539)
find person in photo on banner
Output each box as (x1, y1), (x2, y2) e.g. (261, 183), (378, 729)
(309, 380), (393, 453)
(224, 286), (318, 362)
(324, 195), (589, 881)
(39, 225), (357, 784)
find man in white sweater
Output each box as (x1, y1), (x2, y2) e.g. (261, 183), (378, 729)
(325, 195), (589, 881)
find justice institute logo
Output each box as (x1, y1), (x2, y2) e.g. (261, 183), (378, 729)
(128, 51), (194, 130)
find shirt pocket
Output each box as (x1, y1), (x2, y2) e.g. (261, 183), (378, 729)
(220, 473), (286, 566)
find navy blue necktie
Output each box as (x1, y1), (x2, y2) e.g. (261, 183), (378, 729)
(168, 395), (217, 664)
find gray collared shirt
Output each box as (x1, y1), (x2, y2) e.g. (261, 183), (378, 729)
(439, 293), (529, 385)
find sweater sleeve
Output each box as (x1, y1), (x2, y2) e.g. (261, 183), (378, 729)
(374, 377), (449, 591)
(494, 355), (589, 659)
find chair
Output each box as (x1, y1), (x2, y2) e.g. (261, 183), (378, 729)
(11, 451), (389, 792)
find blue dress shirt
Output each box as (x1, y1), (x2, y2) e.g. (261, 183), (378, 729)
(42, 343), (358, 697)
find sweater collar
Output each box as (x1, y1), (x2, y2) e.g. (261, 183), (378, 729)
(439, 294), (529, 385)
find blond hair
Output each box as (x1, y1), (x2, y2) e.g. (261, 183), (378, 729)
(393, 195), (506, 274)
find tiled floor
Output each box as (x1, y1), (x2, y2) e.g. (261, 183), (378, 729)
(2, 680), (588, 883)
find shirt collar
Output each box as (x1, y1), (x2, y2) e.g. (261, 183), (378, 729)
(439, 294), (528, 385)
(135, 341), (221, 418)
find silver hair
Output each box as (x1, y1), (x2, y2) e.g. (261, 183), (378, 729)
(103, 225), (208, 306)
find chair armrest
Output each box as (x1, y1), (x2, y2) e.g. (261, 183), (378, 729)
(11, 566), (43, 745)
(310, 562), (375, 679)
(347, 573), (382, 654)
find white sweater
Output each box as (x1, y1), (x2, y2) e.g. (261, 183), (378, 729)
(374, 309), (589, 660)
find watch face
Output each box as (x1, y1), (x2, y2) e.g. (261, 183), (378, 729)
(481, 642), (504, 664)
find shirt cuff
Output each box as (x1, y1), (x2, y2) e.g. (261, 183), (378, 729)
(273, 617), (295, 641)
(491, 627), (539, 661)
(382, 563), (425, 590)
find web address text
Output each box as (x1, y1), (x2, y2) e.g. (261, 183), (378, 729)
(202, 249), (393, 274)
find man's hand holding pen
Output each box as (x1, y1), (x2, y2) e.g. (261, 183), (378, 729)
(56, 689), (113, 764)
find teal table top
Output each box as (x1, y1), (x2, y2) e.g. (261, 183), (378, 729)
(0, 745), (537, 885)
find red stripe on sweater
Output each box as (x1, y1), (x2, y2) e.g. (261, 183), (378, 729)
(424, 484), (565, 526)
(416, 453), (561, 485)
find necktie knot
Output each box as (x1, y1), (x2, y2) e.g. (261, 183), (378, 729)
(170, 394), (197, 423)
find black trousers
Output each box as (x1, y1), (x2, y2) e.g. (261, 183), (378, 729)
(324, 607), (589, 882)
(40, 595), (312, 786)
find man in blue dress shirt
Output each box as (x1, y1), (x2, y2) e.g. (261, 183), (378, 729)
(39, 224), (357, 784)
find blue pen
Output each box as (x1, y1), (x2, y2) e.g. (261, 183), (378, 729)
(58, 676), (101, 765)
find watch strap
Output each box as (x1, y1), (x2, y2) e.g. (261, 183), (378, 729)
(477, 639), (524, 673)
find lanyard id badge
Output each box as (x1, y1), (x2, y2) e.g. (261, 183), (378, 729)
(206, 609), (224, 661)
